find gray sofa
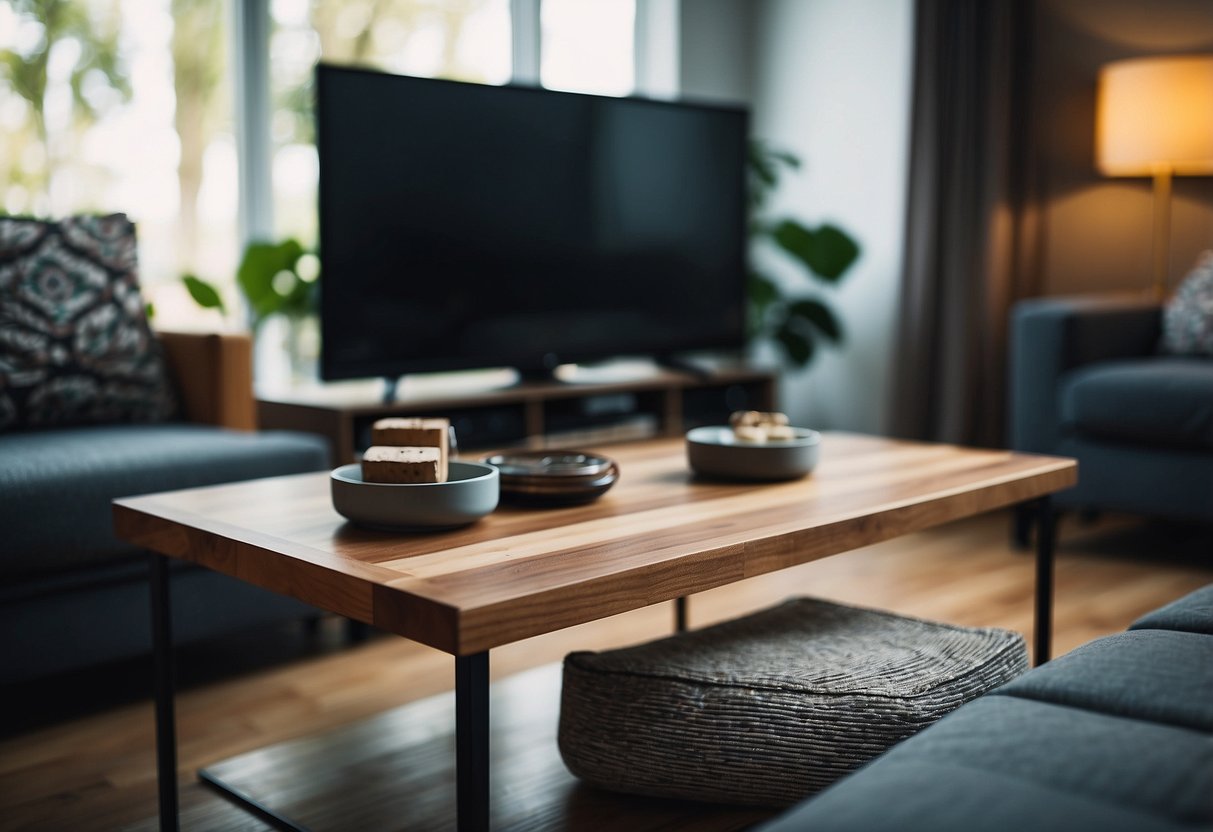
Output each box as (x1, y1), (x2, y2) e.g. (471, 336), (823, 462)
(762, 584), (1213, 831)
(1008, 296), (1213, 526)
(0, 332), (330, 684)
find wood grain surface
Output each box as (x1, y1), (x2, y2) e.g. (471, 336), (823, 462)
(113, 433), (1076, 655)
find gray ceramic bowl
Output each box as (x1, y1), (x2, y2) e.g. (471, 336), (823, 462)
(331, 461), (499, 531)
(686, 425), (822, 481)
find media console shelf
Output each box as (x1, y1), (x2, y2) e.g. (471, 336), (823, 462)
(257, 367), (777, 464)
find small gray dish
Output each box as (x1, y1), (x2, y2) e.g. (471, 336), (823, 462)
(331, 460), (499, 531)
(686, 425), (821, 481)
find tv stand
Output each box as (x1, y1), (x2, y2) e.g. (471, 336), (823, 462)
(258, 366), (777, 463)
(382, 376), (399, 405)
(654, 355), (716, 381)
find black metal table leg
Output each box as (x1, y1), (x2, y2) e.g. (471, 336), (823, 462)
(674, 596), (688, 633)
(456, 651), (490, 832)
(150, 553), (180, 832)
(1034, 497), (1056, 666)
(1011, 503), (1035, 549)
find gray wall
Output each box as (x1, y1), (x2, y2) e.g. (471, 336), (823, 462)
(679, 0), (915, 432)
(749, 0), (913, 433)
(678, 0), (754, 104)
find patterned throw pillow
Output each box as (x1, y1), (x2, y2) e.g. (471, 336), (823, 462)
(0, 214), (179, 431)
(1162, 250), (1213, 356)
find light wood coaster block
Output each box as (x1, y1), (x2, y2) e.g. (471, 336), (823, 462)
(372, 416), (450, 480)
(362, 445), (445, 484)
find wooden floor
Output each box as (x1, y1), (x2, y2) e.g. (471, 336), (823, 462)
(1, 509), (1209, 832)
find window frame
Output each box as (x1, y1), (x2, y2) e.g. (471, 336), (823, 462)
(231, 0), (676, 249)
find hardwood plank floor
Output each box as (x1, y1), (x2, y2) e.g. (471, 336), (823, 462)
(1, 509), (1209, 831)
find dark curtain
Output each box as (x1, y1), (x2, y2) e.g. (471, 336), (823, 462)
(890, 0), (1042, 447)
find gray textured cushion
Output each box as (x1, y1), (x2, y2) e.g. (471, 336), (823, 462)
(1163, 251), (1213, 356)
(559, 598), (1026, 807)
(0, 423), (328, 580)
(1060, 358), (1213, 450)
(993, 630), (1213, 731)
(1131, 584), (1213, 635)
(761, 696), (1213, 832)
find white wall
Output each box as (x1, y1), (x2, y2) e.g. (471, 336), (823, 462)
(677, 0), (753, 104)
(749, 0), (914, 433)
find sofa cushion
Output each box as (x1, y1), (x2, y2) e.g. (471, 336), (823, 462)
(0, 423), (328, 581)
(759, 696), (1213, 832)
(992, 630), (1213, 731)
(1130, 585), (1213, 635)
(1060, 358), (1213, 450)
(1163, 250), (1213, 356)
(0, 215), (179, 431)
(1053, 436), (1213, 519)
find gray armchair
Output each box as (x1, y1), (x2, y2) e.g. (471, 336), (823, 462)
(1008, 295), (1213, 536)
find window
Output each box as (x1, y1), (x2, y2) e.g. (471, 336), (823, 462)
(541, 0), (635, 96)
(269, 0), (511, 246)
(3, 0), (657, 345)
(0, 0), (238, 328)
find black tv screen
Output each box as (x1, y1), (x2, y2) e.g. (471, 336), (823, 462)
(316, 64), (748, 381)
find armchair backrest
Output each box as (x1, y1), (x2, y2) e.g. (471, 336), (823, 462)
(1008, 296), (1162, 454)
(157, 331), (257, 430)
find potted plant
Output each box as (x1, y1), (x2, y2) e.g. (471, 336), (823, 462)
(747, 140), (860, 367)
(183, 238), (320, 378)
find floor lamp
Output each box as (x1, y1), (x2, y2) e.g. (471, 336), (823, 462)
(1096, 55), (1213, 299)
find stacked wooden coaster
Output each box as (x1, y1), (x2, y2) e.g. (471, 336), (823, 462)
(481, 450), (619, 506)
(362, 418), (450, 483)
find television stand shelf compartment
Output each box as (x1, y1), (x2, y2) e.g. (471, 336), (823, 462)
(257, 367), (777, 464)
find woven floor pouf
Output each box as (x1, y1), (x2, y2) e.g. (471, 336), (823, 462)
(558, 597), (1027, 807)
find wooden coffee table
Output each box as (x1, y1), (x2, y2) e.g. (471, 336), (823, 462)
(114, 432), (1075, 832)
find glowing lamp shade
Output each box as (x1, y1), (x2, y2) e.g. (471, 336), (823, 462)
(1096, 55), (1213, 297)
(1097, 55), (1213, 176)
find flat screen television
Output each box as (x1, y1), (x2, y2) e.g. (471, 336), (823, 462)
(316, 64), (748, 383)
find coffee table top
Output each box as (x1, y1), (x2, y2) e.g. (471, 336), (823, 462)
(114, 432), (1075, 655)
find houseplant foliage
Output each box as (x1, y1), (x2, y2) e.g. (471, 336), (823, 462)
(183, 240), (320, 379)
(182, 238), (319, 329)
(748, 140), (861, 367)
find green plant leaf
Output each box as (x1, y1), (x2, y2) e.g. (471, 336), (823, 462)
(182, 274), (226, 314)
(747, 270), (781, 337)
(745, 136), (857, 370)
(747, 270), (780, 307)
(772, 220), (861, 282)
(774, 321), (814, 367)
(788, 298), (844, 343)
(238, 239), (305, 324)
(748, 143), (778, 190)
(810, 224), (861, 279)
(747, 140), (802, 214)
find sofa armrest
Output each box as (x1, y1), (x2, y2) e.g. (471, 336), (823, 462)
(156, 330), (257, 430)
(1008, 296), (1162, 454)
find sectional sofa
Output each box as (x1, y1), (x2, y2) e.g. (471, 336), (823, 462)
(762, 584), (1213, 831)
(0, 331), (330, 684)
